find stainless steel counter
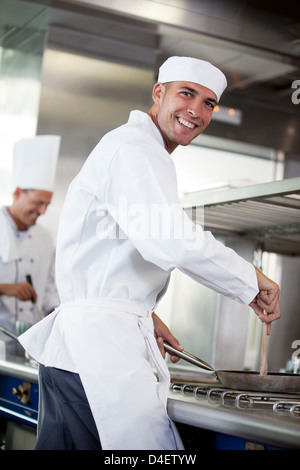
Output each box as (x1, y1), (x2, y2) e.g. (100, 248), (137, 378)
(1, 359), (299, 450)
(0, 357), (39, 435)
(0, 358), (38, 383)
(167, 387), (300, 450)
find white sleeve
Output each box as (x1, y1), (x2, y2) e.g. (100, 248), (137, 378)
(105, 139), (258, 304)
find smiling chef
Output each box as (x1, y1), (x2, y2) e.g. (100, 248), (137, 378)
(0, 136), (60, 355)
(19, 56), (281, 450)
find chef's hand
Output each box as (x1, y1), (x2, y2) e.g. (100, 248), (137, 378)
(152, 312), (183, 363)
(249, 267), (281, 335)
(0, 282), (37, 302)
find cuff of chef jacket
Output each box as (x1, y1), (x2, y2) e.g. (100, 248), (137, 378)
(233, 262), (259, 305)
(236, 285), (258, 305)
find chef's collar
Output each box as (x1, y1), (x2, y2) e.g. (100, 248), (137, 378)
(4, 206), (26, 235)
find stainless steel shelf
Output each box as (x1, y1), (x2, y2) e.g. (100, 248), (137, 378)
(182, 177), (300, 256)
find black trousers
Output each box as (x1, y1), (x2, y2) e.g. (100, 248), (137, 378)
(36, 365), (102, 450)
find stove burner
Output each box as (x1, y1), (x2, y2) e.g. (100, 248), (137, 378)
(273, 401), (300, 417)
(169, 382), (300, 417)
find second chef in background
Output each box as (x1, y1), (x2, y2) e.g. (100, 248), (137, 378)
(0, 136), (60, 355)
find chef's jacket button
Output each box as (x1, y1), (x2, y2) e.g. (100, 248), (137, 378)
(28, 234), (32, 238)
(19, 307), (23, 312)
(30, 259), (34, 263)
(18, 258), (22, 262)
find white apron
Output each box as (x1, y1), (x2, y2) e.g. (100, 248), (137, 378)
(19, 298), (184, 450)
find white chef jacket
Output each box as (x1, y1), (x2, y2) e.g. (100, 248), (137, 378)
(0, 206), (59, 350)
(19, 110), (258, 450)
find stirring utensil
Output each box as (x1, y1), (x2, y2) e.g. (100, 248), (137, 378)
(163, 341), (215, 372)
(26, 274), (43, 321)
(259, 310), (269, 376)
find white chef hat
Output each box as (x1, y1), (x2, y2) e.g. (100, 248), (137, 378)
(13, 135), (61, 192)
(158, 56), (227, 102)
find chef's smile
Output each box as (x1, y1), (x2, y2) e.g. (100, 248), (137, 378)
(28, 210), (39, 223)
(177, 116), (197, 130)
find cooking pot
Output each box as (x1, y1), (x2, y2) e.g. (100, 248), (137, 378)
(164, 342), (300, 393)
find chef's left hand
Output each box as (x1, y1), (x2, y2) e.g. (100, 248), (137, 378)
(152, 312), (183, 363)
(250, 267), (281, 335)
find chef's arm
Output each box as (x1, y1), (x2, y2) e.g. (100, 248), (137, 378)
(152, 312), (183, 363)
(0, 282), (37, 302)
(249, 266), (281, 335)
(107, 146), (258, 305)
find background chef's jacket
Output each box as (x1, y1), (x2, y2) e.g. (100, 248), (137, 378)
(0, 206), (59, 338)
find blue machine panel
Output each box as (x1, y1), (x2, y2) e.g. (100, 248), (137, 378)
(0, 373), (38, 428)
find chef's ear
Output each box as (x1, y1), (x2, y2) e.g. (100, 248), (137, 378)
(13, 187), (23, 199)
(152, 82), (166, 104)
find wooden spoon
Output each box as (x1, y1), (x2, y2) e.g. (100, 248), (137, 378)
(259, 310), (269, 376)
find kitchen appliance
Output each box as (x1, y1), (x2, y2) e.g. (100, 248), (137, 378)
(182, 177), (300, 256)
(164, 342), (300, 393)
(170, 380), (300, 417)
(0, 327), (38, 449)
(180, 177), (300, 374)
(0, 360), (38, 427)
(167, 369), (300, 450)
(165, 329), (300, 449)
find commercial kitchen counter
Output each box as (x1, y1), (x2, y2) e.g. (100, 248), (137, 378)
(0, 357), (38, 383)
(1, 358), (299, 450)
(167, 368), (300, 450)
(0, 356), (38, 439)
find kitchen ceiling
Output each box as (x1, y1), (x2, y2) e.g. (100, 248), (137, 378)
(1, 0), (300, 157)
